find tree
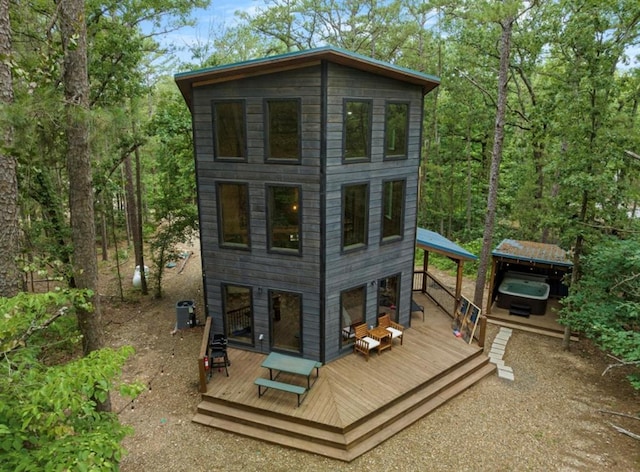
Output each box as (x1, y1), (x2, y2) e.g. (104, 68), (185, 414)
(58, 0), (105, 367)
(472, 2), (520, 308)
(0, 291), (143, 470)
(0, 0), (21, 297)
(559, 237), (640, 390)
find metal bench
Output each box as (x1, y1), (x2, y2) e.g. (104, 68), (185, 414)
(254, 377), (307, 406)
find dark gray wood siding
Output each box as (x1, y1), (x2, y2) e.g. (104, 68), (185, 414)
(322, 63), (423, 362)
(192, 66), (323, 360)
(191, 61), (425, 364)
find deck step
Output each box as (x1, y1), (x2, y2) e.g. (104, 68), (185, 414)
(193, 355), (495, 461)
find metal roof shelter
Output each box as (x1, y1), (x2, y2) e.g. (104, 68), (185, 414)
(415, 228), (477, 307)
(487, 239), (573, 314)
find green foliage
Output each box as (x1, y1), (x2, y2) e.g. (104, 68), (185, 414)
(0, 291), (143, 470)
(559, 237), (640, 389)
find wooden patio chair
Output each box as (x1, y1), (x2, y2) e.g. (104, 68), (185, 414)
(378, 314), (405, 345)
(353, 323), (380, 361)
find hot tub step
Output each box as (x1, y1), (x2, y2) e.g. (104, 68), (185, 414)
(509, 303), (531, 318)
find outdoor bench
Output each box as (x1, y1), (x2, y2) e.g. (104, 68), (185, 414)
(254, 377), (307, 406)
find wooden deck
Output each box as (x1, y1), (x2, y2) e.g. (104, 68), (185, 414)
(486, 298), (579, 340)
(193, 294), (495, 461)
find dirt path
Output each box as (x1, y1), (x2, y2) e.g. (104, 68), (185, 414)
(102, 241), (640, 471)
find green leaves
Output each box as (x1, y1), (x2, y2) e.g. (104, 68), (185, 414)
(0, 292), (141, 470)
(560, 236), (640, 389)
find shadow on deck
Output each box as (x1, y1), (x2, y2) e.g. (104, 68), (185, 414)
(193, 294), (495, 462)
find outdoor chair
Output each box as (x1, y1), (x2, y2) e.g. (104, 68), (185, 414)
(353, 323), (380, 361)
(377, 314), (405, 345)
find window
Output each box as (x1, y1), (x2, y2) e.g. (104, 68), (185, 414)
(341, 285), (366, 347)
(344, 100), (371, 161)
(270, 290), (302, 353)
(382, 180), (405, 241)
(342, 183), (368, 250)
(212, 100), (246, 160)
(384, 102), (409, 159)
(222, 284), (253, 345)
(378, 274), (400, 321)
(266, 99), (300, 161)
(267, 185), (301, 253)
(217, 182), (250, 248)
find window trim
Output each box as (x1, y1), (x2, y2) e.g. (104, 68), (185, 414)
(340, 284), (367, 348)
(269, 289), (303, 354)
(341, 182), (369, 252)
(211, 99), (248, 162)
(342, 98), (373, 163)
(380, 178), (406, 244)
(221, 282), (254, 346)
(264, 97), (302, 164)
(216, 181), (251, 250)
(383, 100), (410, 161)
(377, 273), (402, 322)
(266, 183), (303, 256)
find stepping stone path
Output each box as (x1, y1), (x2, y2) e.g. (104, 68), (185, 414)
(488, 327), (514, 381)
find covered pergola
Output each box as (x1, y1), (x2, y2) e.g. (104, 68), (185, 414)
(414, 228), (478, 317)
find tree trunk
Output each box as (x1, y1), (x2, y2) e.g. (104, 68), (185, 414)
(132, 115), (147, 294)
(0, 0), (22, 297)
(59, 0), (109, 411)
(473, 15), (514, 309)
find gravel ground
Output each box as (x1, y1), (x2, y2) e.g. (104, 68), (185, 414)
(102, 243), (640, 472)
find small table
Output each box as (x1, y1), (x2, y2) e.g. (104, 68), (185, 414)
(368, 326), (392, 353)
(261, 352), (320, 389)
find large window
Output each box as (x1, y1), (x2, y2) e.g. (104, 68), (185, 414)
(212, 100), (246, 160)
(222, 284), (253, 345)
(217, 182), (250, 248)
(378, 274), (400, 321)
(341, 285), (366, 347)
(382, 180), (405, 241)
(384, 102), (409, 159)
(270, 290), (302, 353)
(342, 183), (369, 250)
(266, 99), (300, 161)
(344, 99), (371, 161)
(267, 185), (301, 253)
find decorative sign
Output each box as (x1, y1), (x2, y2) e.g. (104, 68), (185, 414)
(452, 295), (481, 344)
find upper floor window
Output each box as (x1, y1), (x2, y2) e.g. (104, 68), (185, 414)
(342, 183), (369, 250)
(384, 102), (409, 159)
(267, 185), (301, 254)
(343, 99), (372, 161)
(217, 182), (250, 249)
(266, 99), (300, 162)
(212, 100), (246, 160)
(381, 179), (405, 241)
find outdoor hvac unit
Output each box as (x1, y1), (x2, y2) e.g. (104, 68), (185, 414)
(175, 300), (195, 329)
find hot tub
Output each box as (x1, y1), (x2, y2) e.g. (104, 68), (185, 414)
(497, 276), (550, 315)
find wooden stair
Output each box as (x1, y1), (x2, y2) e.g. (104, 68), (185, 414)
(193, 352), (495, 461)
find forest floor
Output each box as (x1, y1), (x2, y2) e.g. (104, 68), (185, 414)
(100, 239), (640, 472)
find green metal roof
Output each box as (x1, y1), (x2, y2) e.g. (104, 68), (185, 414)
(416, 228), (477, 262)
(174, 46), (440, 109)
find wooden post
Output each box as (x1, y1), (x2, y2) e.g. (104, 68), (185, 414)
(486, 257), (497, 314)
(198, 317), (212, 393)
(478, 315), (487, 348)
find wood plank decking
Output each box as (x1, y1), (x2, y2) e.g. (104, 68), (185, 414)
(487, 298), (579, 341)
(193, 295), (495, 461)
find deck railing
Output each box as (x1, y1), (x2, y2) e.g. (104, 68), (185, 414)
(413, 269), (486, 348)
(198, 317), (212, 393)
